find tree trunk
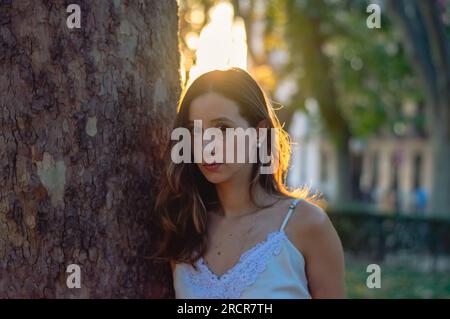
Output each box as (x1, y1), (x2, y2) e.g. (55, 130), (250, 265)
(284, 0), (353, 204)
(0, 0), (180, 298)
(430, 104), (450, 215)
(386, 0), (450, 216)
(335, 138), (352, 204)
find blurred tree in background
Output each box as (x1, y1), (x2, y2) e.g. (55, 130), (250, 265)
(280, 0), (419, 204)
(386, 0), (450, 216)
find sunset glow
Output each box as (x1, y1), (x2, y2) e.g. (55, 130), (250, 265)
(187, 2), (248, 85)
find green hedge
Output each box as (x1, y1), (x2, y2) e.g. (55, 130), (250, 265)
(327, 205), (450, 261)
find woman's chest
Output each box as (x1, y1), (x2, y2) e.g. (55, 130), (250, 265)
(202, 215), (279, 278)
(173, 232), (310, 299)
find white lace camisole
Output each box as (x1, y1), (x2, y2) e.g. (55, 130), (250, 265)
(172, 198), (311, 299)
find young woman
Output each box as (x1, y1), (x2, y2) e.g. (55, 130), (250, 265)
(152, 67), (345, 299)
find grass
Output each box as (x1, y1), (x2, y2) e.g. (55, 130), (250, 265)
(345, 257), (450, 298)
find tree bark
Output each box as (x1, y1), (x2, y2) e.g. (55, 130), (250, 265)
(0, 0), (180, 298)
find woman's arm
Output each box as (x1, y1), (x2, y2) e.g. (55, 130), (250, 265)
(290, 201), (346, 298)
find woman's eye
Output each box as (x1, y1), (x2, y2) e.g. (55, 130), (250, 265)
(217, 125), (228, 131)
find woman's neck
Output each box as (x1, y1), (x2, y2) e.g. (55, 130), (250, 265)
(214, 171), (277, 218)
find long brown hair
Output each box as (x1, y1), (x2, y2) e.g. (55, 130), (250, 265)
(151, 67), (312, 267)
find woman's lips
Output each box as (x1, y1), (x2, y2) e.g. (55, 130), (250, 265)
(202, 163), (222, 172)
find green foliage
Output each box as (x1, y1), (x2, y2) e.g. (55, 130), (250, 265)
(281, 0), (423, 138)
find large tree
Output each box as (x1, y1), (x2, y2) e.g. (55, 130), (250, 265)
(386, 0), (450, 216)
(0, 1), (179, 297)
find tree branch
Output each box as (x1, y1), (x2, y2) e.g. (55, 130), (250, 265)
(385, 0), (438, 108)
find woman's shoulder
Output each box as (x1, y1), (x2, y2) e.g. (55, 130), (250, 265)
(292, 198), (329, 229)
(282, 197), (339, 254)
(274, 196), (329, 228)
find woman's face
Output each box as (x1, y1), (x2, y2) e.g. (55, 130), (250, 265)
(188, 92), (257, 185)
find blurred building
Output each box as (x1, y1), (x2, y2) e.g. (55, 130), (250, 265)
(287, 109), (431, 215)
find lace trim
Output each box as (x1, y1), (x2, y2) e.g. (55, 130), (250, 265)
(182, 230), (288, 299)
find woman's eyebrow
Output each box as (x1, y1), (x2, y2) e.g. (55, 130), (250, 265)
(187, 117), (236, 126)
(210, 117), (236, 125)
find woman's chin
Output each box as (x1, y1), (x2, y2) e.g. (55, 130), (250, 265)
(202, 172), (228, 184)
(199, 164), (228, 184)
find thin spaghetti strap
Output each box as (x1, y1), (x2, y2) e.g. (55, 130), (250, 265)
(279, 198), (302, 231)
